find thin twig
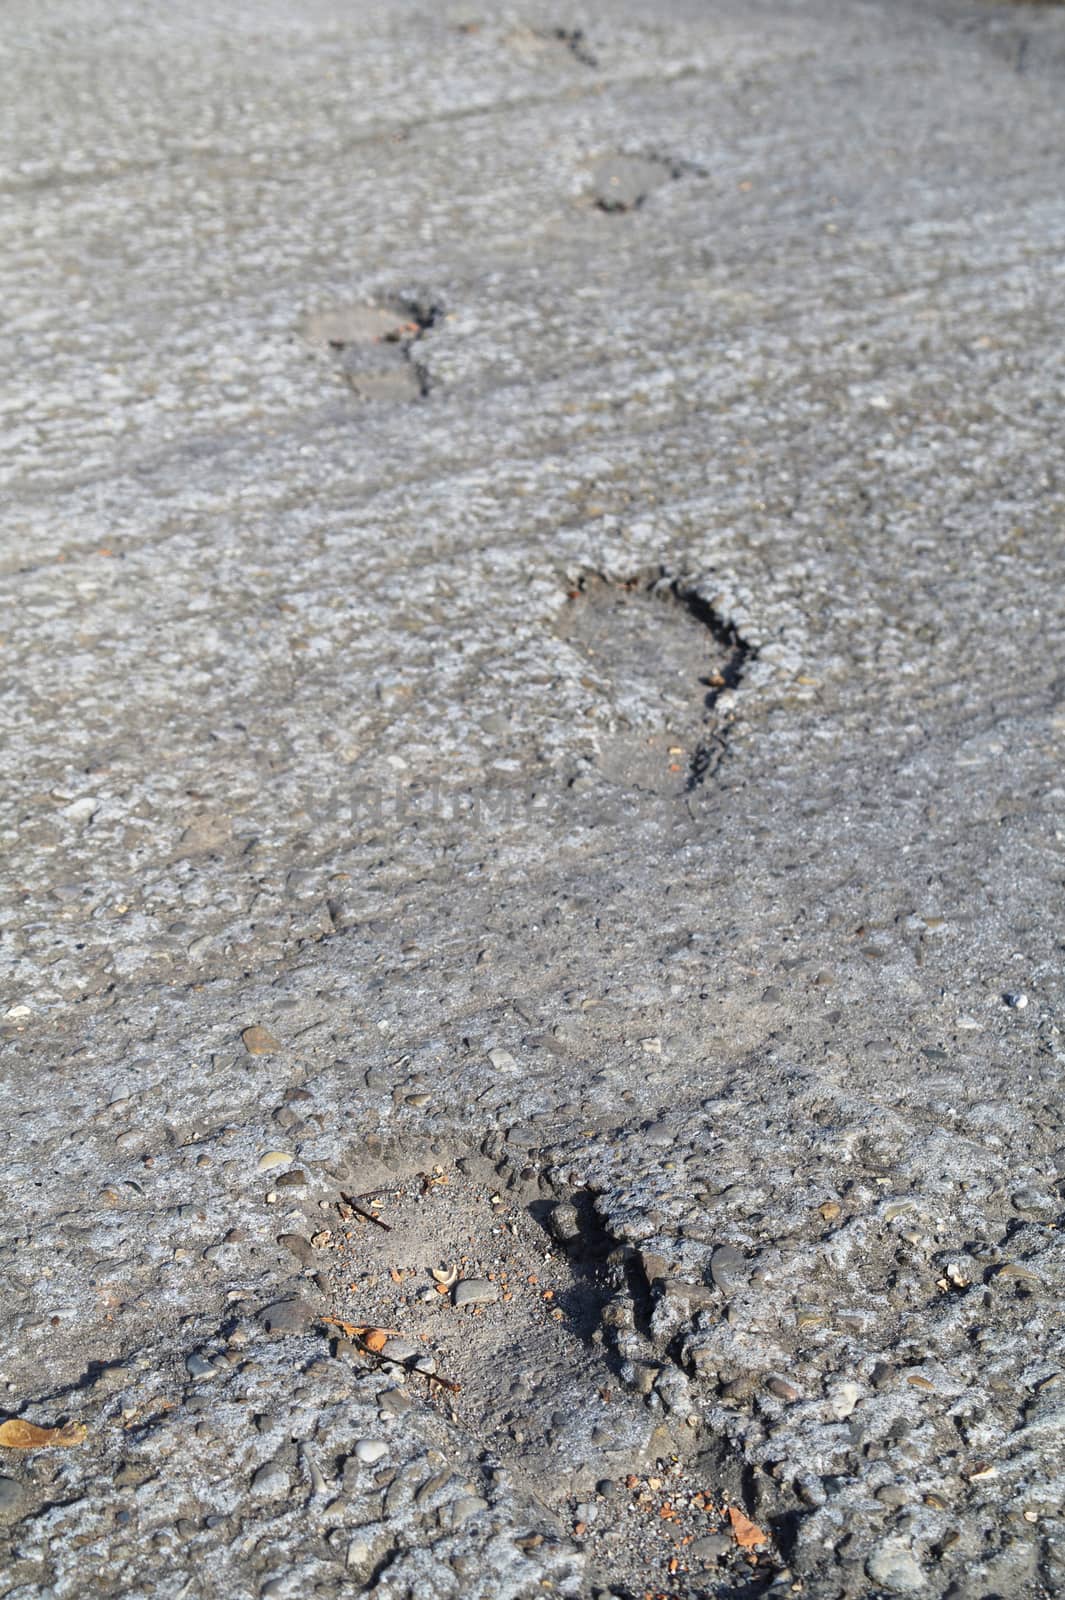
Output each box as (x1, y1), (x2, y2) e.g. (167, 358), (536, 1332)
(340, 1191), (392, 1231)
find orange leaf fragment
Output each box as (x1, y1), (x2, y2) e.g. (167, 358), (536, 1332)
(320, 1316), (399, 1348)
(0, 1419), (87, 1449)
(727, 1506), (767, 1549)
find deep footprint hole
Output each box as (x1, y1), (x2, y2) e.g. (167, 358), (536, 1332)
(559, 568), (753, 791)
(300, 293), (444, 401)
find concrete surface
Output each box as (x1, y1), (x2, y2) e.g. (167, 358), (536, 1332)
(2, 1), (1065, 1596)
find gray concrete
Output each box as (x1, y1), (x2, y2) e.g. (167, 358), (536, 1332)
(2, 1), (1065, 1595)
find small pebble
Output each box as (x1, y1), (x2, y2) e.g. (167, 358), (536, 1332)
(380, 1337), (420, 1363)
(828, 1380), (861, 1419)
(185, 1353), (218, 1382)
(1003, 992), (1028, 1009)
(548, 1203), (581, 1243)
(274, 1169), (306, 1189)
(347, 1537), (372, 1571)
(277, 1233), (314, 1265)
(710, 1244), (749, 1296)
(251, 1461), (289, 1497)
(257, 1151), (293, 1173)
(242, 1026), (281, 1055)
(354, 1439), (388, 1465)
(454, 1278), (499, 1308)
(450, 1495), (488, 1526)
(259, 1297), (314, 1335)
(866, 1539), (926, 1592)
(690, 1533), (732, 1561)
(0, 1476), (25, 1516)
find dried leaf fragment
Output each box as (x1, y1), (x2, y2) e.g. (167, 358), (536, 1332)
(0, 1419), (87, 1450)
(727, 1505), (767, 1549)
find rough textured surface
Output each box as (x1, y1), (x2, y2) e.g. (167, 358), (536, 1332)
(2, 1), (1065, 1596)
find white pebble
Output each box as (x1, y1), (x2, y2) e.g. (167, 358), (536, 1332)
(354, 1439), (388, 1465)
(828, 1380), (861, 1419)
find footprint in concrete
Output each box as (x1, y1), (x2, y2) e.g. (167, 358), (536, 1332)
(589, 154), (680, 212)
(549, 26), (598, 68)
(302, 296), (442, 402)
(558, 571), (749, 793)
(503, 25), (598, 69)
(318, 1157), (659, 1512)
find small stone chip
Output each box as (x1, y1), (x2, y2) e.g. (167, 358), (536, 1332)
(257, 1151), (293, 1173)
(709, 1244), (749, 1296)
(866, 1539), (926, 1592)
(242, 1026), (281, 1055)
(453, 1278), (499, 1308)
(0, 1476), (25, 1515)
(354, 1439), (388, 1465)
(258, 1297), (313, 1335)
(380, 1337), (420, 1363)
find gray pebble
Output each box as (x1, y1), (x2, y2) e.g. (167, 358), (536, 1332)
(258, 1297), (314, 1335)
(260, 1576), (299, 1599)
(380, 1337), (421, 1363)
(378, 1388), (412, 1416)
(548, 1202), (581, 1242)
(710, 1244), (749, 1296)
(690, 1533), (732, 1561)
(276, 1233), (314, 1264)
(867, 1540), (926, 1592)
(251, 1461), (290, 1497)
(0, 1476), (25, 1516)
(453, 1278), (499, 1308)
(450, 1494), (488, 1527)
(185, 1352), (218, 1382)
(1011, 1188), (1056, 1218)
